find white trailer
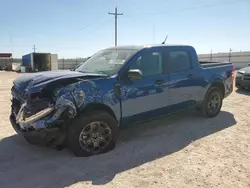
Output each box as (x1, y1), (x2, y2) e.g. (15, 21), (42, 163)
(22, 53), (58, 72)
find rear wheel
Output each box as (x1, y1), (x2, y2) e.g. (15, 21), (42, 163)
(201, 87), (223, 118)
(66, 111), (118, 157)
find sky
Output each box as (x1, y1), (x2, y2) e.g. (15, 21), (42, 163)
(0, 0), (249, 58)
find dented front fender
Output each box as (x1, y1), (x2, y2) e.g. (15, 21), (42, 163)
(15, 77), (120, 131)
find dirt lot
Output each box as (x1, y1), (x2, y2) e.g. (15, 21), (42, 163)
(0, 72), (249, 188)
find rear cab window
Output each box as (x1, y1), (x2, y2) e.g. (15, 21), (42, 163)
(165, 49), (192, 73)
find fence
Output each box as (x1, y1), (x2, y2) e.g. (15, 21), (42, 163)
(198, 51), (250, 69)
(58, 58), (88, 70)
(0, 58), (13, 70)
(7, 50), (250, 71)
(4, 58), (87, 71)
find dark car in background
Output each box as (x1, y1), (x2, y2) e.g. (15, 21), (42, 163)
(236, 66), (250, 90)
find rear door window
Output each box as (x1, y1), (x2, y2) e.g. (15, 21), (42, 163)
(167, 50), (191, 73)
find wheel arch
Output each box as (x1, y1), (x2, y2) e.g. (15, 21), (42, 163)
(206, 77), (225, 98)
(201, 81), (224, 118)
(207, 81), (225, 98)
(79, 103), (118, 122)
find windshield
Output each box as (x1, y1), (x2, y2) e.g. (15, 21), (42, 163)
(75, 48), (138, 76)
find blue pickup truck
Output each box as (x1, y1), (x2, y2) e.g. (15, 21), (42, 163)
(10, 45), (235, 156)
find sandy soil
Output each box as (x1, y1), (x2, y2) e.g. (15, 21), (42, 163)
(0, 72), (249, 188)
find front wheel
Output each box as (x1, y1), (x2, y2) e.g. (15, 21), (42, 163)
(66, 111), (119, 157)
(201, 87), (223, 118)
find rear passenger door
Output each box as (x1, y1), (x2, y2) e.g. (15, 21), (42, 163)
(165, 48), (198, 110)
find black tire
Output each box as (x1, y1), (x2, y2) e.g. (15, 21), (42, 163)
(195, 106), (202, 115)
(23, 135), (37, 145)
(23, 135), (47, 146)
(201, 87), (223, 118)
(66, 111), (119, 157)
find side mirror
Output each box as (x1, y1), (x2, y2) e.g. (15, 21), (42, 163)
(127, 69), (143, 80)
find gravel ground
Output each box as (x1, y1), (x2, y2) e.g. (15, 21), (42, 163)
(0, 72), (249, 188)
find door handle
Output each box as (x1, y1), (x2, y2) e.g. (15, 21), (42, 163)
(155, 80), (165, 85)
(187, 74), (193, 79)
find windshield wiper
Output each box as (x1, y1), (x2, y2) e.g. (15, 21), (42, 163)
(76, 70), (90, 73)
(95, 70), (110, 76)
(76, 70), (109, 77)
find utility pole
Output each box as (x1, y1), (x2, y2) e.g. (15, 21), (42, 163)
(229, 48), (233, 62)
(210, 49), (212, 61)
(32, 45), (36, 53)
(109, 7), (123, 46)
(153, 24), (155, 44)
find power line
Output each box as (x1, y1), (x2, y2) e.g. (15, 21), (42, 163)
(180, 0), (246, 11)
(149, 0), (248, 16)
(79, 17), (107, 32)
(109, 7), (123, 46)
(79, 17), (113, 39)
(79, 0), (120, 32)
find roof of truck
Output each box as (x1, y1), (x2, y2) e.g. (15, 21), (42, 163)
(106, 44), (193, 50)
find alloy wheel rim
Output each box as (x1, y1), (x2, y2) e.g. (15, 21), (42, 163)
(207, 92), (221, 114)
(79, 121), (112, 153)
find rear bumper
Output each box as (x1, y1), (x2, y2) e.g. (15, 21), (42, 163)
(224, 83), (233, 98)
(236, 78), (250, 89)
(10, 113), (66, 146)
(222, 77), (234, 99)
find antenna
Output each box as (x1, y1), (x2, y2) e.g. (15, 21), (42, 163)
(161, 35), (168, 44)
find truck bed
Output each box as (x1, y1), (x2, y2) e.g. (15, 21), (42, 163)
(199, 61), (232, 68)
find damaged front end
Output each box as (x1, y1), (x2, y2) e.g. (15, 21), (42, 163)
(10, 81), (85, 146)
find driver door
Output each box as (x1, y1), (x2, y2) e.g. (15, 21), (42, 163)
(119, 48), (169, 125)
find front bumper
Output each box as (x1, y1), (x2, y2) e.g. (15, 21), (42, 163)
(10, 110), (66, 146)
(236, 78), (250, 89)
(10, 84), (78, 146)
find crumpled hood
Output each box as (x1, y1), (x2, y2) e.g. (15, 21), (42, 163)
(238, 66), (250, 74)
(13, 70), (106, 93)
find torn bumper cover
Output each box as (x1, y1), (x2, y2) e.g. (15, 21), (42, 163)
(10, 114), (64, 146)
(10, 104), (66, 146)
(16, 104), (54, 129)
(10, 94), (78, 146)
(10, 78), (88, 146)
